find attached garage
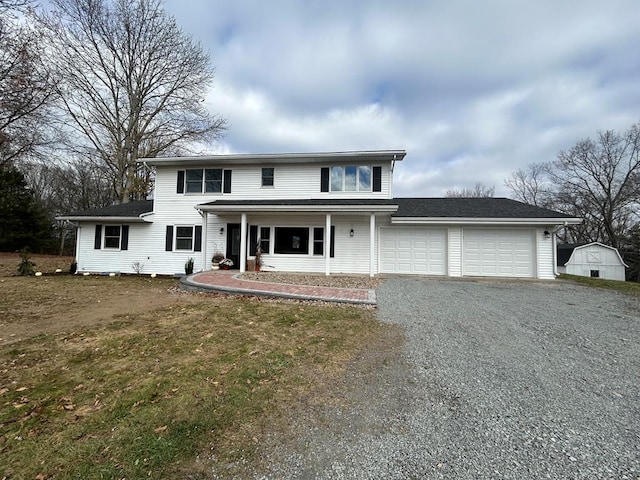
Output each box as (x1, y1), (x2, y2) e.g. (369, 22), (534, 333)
(462, 228), (535, 278)
(380, 227), (446, 275)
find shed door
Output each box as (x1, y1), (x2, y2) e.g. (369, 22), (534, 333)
(380, 227), (446, 275)
(463, 228), (534, 277)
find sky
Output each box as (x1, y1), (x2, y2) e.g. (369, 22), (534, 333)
(163, 0), (640, 198)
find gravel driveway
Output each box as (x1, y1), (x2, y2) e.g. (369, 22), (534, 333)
(248, 278), (640, 479)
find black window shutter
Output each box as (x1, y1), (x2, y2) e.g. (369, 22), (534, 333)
(372, 166), (382, 192)
(194, 225), (202, 252)
(320, 167), (329, 192)
(94, 225), (102, 249)
(249, 225), (258, 256)
(330, 226), (335, 258)
(223, 170), (232, 193)
(121, 225), (129, 250)
(177, 170), (185, 193)
(165, 226), (173, 251)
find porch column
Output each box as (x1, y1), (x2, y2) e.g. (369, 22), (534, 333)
(240, 212), (247, 273)
(369, 213), (376, 277)
(325, 213), (331, 276)
(202, 212), (209, 271)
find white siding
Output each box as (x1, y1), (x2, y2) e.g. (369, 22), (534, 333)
(536, 227), (555, 280)
(75, 222), (206, 275)
(448, 226), (462, 277)
(153, 161), (394, 207)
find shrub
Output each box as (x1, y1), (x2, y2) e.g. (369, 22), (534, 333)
(185, 257), (194, 275)
(17, 248), (36, 276)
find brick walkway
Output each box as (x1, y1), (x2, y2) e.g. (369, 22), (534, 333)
(182, 271), (376, 305)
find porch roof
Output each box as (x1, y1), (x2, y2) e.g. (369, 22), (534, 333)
(196, 198), (399, 214)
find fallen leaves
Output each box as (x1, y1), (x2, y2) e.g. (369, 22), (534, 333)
(153, 425), (167, 434)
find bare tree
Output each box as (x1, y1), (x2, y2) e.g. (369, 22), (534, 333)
(0, 1), (58, 167)
(39, 0), (227, 203)
(446, 182), (495, 198)
(504, 162), (552, 207)
(548, 123), (640, 249)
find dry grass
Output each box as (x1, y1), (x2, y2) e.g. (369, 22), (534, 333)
(0, 254), (386, 479)
(559, 273), (640, 296)
(0, 252), (74, 277)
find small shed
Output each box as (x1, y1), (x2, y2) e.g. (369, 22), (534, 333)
(557, 242), (628, 281)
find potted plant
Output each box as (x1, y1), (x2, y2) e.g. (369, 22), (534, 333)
(219, 258), (234, 270)
(211, 252), (224, 270)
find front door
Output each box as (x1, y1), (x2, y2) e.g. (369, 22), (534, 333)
(226, 223), (241, 269)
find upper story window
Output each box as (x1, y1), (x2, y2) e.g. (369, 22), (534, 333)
(186, 168), (222, 193)
(330, 165), (371, 191)
(261, 167), (274, 187)
(178, 169), (231, 194)
(321, 166), (381, 193)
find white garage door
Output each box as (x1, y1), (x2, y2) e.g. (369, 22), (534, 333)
(380, 227), (446, 275)
(463, 228), (535, 277)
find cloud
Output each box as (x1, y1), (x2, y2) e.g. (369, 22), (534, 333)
(167, 0), (640, 198)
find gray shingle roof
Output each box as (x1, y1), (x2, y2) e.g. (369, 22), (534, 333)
(61, 197), (574, 221)
(393, 197), (574, 218)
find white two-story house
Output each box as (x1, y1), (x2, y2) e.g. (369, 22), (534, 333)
(60, 150), (581, 279)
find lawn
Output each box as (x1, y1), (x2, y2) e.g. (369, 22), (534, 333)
(559, 273), (640, 296)
(0, 254), (387, 479)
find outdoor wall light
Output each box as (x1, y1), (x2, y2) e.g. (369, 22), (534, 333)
(350, 229), (354, 237)
(544, 230), (551, 239)
(219, 227), (225, 234)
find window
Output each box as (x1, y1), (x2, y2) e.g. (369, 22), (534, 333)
(260, 227), (271, 253)
(205, 169), (223, 193)
(186, 169), (204, 193)
(274, 227), (309, 254)
(104, 225), (122, 249)
(329, 165), (372, 192)
(175, 226), (194, 250)
(182, 169), (228, 193)
(313, 227), (324, 255)
(262, 167), (274, 187)
(590, 270), (600, 278)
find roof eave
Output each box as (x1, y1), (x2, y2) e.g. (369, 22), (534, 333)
(141, 150), (406, 166)
(197, 204), (399, 214)
(56, 216), (152, 223)
(391, 217), (582, 225)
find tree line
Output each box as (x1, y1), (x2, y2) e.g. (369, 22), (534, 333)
(0, 0), (225, 252)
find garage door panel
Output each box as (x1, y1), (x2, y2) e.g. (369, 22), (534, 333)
(381, 228), (446, 275)
(464, 228), (534, 278)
